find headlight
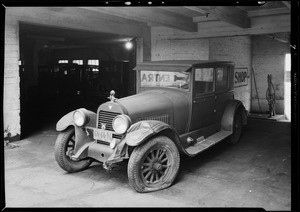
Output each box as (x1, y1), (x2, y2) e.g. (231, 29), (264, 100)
(112, 114), (131, 134)
(73, 109), (89, 127)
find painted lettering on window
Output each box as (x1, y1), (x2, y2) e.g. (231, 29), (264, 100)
(140, 70), (190, 90)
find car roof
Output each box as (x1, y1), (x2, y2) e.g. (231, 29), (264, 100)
(134, 60), (234, 72)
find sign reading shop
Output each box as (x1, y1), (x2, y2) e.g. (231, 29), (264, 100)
(234, 68), (248, 87)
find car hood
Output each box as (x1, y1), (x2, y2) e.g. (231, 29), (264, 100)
(117, 89), (190, 134)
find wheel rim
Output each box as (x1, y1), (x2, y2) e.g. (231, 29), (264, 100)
(65, 134), (76, 161)
(232, 115), (241, 140)
(140, 145), (173, 187)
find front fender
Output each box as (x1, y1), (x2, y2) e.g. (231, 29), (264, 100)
(124, 120), (175, 147)
(56, 109), (97, 131)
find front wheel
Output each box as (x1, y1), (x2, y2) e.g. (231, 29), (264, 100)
(127, 136), (180, 193)
(54, 127), (92, 173)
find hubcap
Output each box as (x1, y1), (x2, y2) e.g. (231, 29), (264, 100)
(153, 162), (162, 171)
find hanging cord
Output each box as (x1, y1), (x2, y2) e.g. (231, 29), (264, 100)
(266, 74), (276, 117)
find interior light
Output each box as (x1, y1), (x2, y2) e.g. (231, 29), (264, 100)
(125, 41), (133, 50)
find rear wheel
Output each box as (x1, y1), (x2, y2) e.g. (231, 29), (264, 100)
(127, 136), (180, 193)
(229, 110), (242, 144)
(54, 127), (92, 173)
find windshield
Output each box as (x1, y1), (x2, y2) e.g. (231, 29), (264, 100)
(140, 70), (190, 91)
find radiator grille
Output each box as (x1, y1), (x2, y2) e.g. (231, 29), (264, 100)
(97, 110), (122, 140)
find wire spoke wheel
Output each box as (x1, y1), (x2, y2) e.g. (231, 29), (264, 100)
(128, 136), (180, 193)
(54, 127), (92, 173)
(140, 147), (171, 185)
(66, 137), (76, 158)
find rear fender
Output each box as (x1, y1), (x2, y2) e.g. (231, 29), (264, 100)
(124, 120), (185, 152)
(56, 109), (97, 131)
(221, 100), (247, 132)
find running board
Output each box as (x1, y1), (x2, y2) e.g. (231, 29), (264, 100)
(185, 130), (232, 156)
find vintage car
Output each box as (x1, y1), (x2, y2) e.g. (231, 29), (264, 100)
(54, 60), (247, 193)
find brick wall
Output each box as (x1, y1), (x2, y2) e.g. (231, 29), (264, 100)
(151, 26), (209, 60)
(4, 14), (21, 141)
(252, 35), (290, 114)
(209, 36), (252, 110)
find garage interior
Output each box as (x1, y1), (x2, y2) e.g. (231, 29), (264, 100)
(3, 2), (294, 210)
(19, 23), (137, 137)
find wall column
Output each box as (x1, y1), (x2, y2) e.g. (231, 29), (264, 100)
(4, 13), (21, 141)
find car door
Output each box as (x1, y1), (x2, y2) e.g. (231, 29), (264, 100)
(215, 66), (234, 122)
(190, 66), (216, 131)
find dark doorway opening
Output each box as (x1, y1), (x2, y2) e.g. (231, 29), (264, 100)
(19, 23), (136, 139)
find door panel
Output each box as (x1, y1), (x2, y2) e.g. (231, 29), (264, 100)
(190, 67), (216, 131)
(215, 66), (233, 122)
(215, 91), (233, 122)
(190, 95), (216, 131)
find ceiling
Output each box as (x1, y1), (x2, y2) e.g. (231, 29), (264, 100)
(20, 23), (131, 49)
(19, 2), (291, 49)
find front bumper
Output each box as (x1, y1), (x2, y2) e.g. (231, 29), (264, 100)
(71, 126), (128, 165)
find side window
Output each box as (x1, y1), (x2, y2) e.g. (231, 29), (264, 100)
(195, 68), (214, 94)
(216, 67), (228, 91)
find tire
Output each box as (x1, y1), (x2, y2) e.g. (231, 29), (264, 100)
(229, 110), (242, 144)
(127, 136), (180, 193)
(54, 127), (92, 173)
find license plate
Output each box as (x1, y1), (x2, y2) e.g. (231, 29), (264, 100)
(93, 129), (113, 142)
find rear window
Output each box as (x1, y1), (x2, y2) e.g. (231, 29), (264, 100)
(140, 70), (190, 91)
(216, 67), (228, 90)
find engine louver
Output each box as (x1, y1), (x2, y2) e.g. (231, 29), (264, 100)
(138, 114), (169, 124)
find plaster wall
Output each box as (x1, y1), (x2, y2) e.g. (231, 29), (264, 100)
(151, 26), (252, 111)
(209, 36), (252, 110)
(151, 26), (209, 61)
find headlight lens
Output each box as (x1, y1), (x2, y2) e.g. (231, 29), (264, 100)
(112, 115), (131, 134)
(73, 109), (89, 127)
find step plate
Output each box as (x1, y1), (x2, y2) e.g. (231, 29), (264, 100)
(185, 130), (232, 156)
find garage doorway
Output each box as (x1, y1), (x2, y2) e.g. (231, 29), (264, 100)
(19, 23), (136, 138)
(284, 53), (291, 121)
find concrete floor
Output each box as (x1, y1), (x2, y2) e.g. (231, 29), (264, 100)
(4, 118), (291, 210)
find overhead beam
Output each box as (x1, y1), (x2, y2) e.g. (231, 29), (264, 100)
(185, 6), (250, 28)
(193, 16), (218, 22)
(267, 35), (289, 43)
(155, 14), (290, 39)
(247, 7), (290, 17)
(7, 7), (147, 38)
(282, 1), (291, 9)
(82, 7), (197, 32)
